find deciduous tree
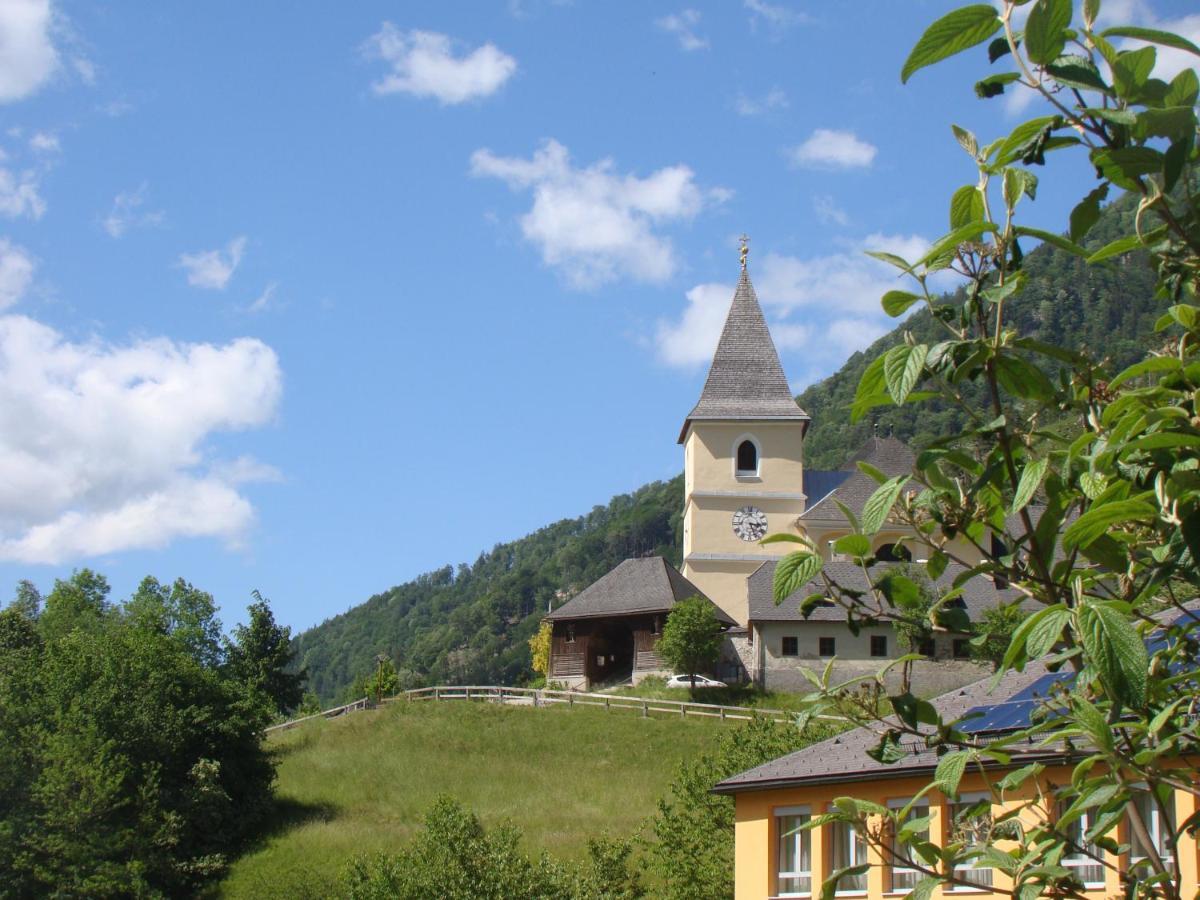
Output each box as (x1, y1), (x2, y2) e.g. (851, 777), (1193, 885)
(769, 4), (1200, 897)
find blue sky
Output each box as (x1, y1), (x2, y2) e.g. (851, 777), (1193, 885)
(0, 0), (1195, 632)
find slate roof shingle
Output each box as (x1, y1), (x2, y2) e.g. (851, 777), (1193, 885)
(678, 269), (809, 443)
(713, 661), (1054, 792)
(715, 600), (1200, 793)
(748, 559), (1024, 623)
(546, 556), (737, 625)
(802, 436), (916, 521)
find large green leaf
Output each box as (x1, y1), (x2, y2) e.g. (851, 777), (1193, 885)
(861, 475), (908, 536)
(950, 184), (984, 228)
(935, 751), (970, 796)
(917, 222), (997, 269)
(1025, 606), (1070, 659)
(1046, 55), (1109, 92)
(1024, 0), (1073, 65)
(1077, 601), (1149, 707)
(975, 72), (1021, 98)
(1087, 234), (1143, 263)
(1068, 184), (1108, 242)
(1101, 26), (1200, 57)
(901, 5), (1002, 83)
(875, 572), (923, 610)
(1011, 458), (1048, 514)
(1012, 226), (1087, 258)
(1001, 603), (1068, 670)
(993, 115), (1060, 167)
(882, 290), (921, 317)
(773, 552), (824, 604)
(834, 534), (872, 558)
(1062, 499), (1157, 551)
(1111, 46), (1157, 101)
(884, 343), (929, 405)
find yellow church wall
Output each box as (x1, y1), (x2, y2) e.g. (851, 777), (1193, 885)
(732, 765), (1200, 900)
(685, 496), (806, 559)
(681, 559), (761, 625)
(684, 422), (806, 495)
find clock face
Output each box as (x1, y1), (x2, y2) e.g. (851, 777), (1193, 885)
(732, 506), (768, 542)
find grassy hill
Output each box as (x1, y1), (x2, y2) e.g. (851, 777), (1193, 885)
(219, 699), (728, 898)
(294, 193), (1162, 702)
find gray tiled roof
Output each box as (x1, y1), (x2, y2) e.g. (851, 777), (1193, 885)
(716, 599), (1200, 793)
(713, 661), (1054, 792)
(678, 269), (809, 443)
(748, 559), (1024, 624)
(802, 436), (916, 521)
(546, 556), (737, 625)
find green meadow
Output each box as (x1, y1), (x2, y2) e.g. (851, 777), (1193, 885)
(218, 698), (727, 898)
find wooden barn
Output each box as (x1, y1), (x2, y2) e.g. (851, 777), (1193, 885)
(545, 556), (736, 690)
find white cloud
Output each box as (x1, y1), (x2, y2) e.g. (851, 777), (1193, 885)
(656, 9), (708, 51)
(735, 87), (787, 116)
(0, 0), (59, 104)
(102, 183), (164, 238)
(789, 128), (877, 170)
(0, 239), (34, 308)
(655, 233), (949, 374)
(470, 139), (721, 289)
(0, 314), (281, 563)
(364, 24), (516, 105)
(812, 194), (848, 226)
(246, 281), (279, 313)
(178, 236), (247, 290)
(745, 0), (811, 33)
(28, 130), (58, 153)
(0, 164), (44, 219)
(655, 282), (731, 367)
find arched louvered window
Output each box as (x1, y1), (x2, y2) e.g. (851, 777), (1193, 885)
(876, 542), (911, 563)
(736, 439), (759, 476)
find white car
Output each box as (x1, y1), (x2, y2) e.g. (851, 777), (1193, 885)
(666, 674), (726, 689)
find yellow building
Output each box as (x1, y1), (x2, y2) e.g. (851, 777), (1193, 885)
(714, 649), (1200, 899)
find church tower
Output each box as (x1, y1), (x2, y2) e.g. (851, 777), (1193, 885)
(678, 244), (810, 625)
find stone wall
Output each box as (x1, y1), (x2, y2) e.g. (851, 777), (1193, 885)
(760, 657), (991, 697)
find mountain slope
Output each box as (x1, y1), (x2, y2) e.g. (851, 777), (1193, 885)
(799, 197), (1154, 468)
(297, 196), (1160, 701)
(296, 477), (682, 701)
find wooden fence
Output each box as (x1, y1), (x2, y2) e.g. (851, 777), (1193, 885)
(265, 696), (370, 734)
(397, 684), (827, 725)
(265, 685), (845, 733)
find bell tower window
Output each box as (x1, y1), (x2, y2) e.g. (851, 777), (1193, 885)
(735, 438), (759, 477)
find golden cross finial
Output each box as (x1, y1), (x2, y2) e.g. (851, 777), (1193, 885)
(739, 234), (750, 271)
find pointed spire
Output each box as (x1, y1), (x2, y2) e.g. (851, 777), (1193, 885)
(678, 264), (809, 443)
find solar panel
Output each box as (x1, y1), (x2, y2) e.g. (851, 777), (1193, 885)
(958, 672), (1070, 734)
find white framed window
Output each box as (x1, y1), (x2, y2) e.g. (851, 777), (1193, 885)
(829, 819), (868, 894)
(1129, 788), (1176, 876)
(888, 799), (929, 894)
(1060, 806), (1105, 889)
(776, 805), (812, 897)
(946, 793), (993, 890)
(734, 435), (761, 477)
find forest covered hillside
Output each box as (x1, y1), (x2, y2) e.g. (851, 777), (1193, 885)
(296, 194), (1161, 701)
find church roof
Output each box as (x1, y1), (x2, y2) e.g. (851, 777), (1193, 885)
(546, 556), (736, 625)
(678, 268), (809, 443)
(801, 435), (916, 521)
